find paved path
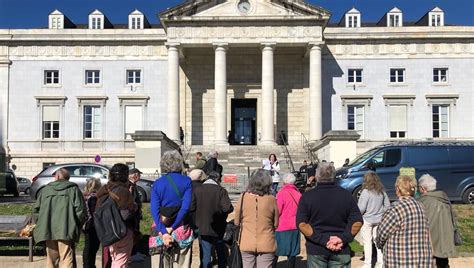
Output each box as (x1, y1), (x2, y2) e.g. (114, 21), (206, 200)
(1, 255), (474, 267)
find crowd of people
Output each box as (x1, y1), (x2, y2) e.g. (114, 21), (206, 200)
(31, 149), (460, 268)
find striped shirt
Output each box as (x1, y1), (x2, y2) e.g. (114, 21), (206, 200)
(375, 196), (434, 267)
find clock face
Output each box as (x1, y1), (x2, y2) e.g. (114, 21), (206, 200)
(238, 0), (251, 14)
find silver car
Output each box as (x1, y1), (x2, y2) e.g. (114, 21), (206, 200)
(17, 177), (32, 194)
(30, 163), (152, 202)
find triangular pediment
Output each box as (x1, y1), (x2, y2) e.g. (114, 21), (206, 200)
(160, 0), (330, 24)
(430, 6), (443, 13)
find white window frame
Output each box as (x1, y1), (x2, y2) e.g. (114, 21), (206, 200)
(84, 69), (102, 86)
(390, 68), (405, 84)
(429, 13), (444, 26)
(43, 69), (61, 86)
(432, 105), (449, 138)
(49, 16), (63, 29)
(77, 96), (108, 140)
(348, 68), (363, 84)
(129, 15), (143, 29)
(347, 105), (364, 138)
(388, 13), (402, 27)
(346, 14), (360, 28)
(126, 69), (142, 85)
(83, 106), (102, 139)
(42, 106), (60, 139)
(118, 95), (150, 140)
(35, 96), (67, 141)
(389, 105), (407, 139)
(89, 15), (103, 29)
(433, 68), (448, 84)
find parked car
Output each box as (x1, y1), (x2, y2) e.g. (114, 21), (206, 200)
(335, 141), (474, 204)
(17, 177), (32, 194)
(30, 163), (153, 202)
(0, 171), (19, 197)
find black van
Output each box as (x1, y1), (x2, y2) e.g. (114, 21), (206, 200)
(335, 141), (474, 204)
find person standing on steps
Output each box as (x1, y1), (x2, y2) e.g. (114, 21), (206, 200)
(263, 153), (280, 196)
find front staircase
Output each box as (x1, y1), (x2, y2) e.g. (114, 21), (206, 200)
(182, 144), (310, 192)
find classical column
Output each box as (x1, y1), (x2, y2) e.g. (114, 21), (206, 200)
(166, 43), (180, 143)
(214, 43), (228, 145)
(261, 43), (276, 145)
(309, 43), (323, 141)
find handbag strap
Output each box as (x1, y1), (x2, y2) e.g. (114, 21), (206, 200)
(238, 192), (246, 244)
(165, 174), (183, 201)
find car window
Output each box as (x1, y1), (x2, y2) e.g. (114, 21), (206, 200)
(371, 149), (401, 168)
(62, 166), (96, 177)
(92, 167), (108, 179)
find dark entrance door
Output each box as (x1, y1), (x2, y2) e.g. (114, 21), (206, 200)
(231, 99), (257, 145)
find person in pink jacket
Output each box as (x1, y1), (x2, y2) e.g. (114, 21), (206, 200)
(275, 173), (302, 268)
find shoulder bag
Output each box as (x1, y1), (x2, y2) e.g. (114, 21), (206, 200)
(449, 203), (463, 246)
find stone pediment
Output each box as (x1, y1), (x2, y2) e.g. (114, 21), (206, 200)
(160, 0), (330, 25)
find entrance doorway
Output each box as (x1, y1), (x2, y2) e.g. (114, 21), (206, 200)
(231, 99), (257, 145)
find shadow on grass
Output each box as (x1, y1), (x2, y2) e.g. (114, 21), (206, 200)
(0, 240), (44, 256)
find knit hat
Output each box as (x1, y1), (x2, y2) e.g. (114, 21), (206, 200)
(189, 169), (204, 181)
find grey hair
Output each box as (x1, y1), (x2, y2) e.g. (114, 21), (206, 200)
(160, 150), (183, 173)
(56, 168), (70, 181)
(316, 162), (335, 182)
(418, 174), (437, 192)
(207, 150), (218, 159)
(247, 168), (272, 196)
(283, 173), (296, 185)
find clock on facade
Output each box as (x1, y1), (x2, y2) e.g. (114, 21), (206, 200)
(237, 0), (251, 14)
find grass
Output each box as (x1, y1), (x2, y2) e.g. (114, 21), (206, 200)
(0, 203), (472, 255)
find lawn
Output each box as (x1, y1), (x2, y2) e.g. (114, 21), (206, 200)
(0, 203), (472, 255)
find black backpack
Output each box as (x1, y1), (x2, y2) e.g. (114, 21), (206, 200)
(93, 194), (127, 246)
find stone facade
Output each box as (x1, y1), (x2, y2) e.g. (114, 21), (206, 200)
(0, 0), (473, 177)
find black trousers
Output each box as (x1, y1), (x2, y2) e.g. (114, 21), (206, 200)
(435, 257), (450, 268)
(83, 228), (100, 268)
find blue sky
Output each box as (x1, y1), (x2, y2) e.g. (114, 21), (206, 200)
(0, 0), (472, 28)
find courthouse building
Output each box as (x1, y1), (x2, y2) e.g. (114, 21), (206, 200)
(0, 0), (473, 177)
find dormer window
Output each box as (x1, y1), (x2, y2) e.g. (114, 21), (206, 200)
(429, 8), (444, 26)
(388, 14), (401, 27)
(129, 10), (146, 30)
(344, 8), (361, 28)
(387, 8), (403, 27)
(48, 10), (64, 29)
(89, 10), (105, 29)
(131, 17), (142, 29)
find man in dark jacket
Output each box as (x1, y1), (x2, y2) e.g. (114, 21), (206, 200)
(33, 168), (85, 268)
(128, 168), (145, 262)
(296, 162), (363, 267)
(203, 150), (223, 178)
(194, 171), (233, 268)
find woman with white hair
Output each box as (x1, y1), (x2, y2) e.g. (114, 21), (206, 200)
(275, 173), (302, 268)
(418, 174), (457, 268)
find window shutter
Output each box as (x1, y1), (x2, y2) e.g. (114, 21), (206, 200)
(43, 106), (60, 121)
(125, 106), (143, 137)
(389, 105), (407, 131)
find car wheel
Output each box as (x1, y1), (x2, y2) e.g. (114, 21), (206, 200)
(462, 187), (474, 204)
(352, 186), (362, 201)
(137, 186), (147, 203)
(24, 188), (30, 194)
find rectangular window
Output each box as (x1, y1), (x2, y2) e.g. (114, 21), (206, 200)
(125, 106), (143, 139)
(348, 69), (363, 83)
(42, 106), (60, 139)
(389, 105), (407, 138)
(131, 17), (141, 29)
(389, 14), (400, 27)
(390, 68), (405, 83)
(432, 105), (449, 138)
(85, 70), (101, 85)
(433, 68), (448, 83)
(126, 70), (142, 84)
(431, 14), (442, 26)
(44, 70), (59, 85)
(83, 106), (102, 139)
(347, 15), (358, 28)
(91, 17), (101, 29)
(347, 105), (364, 137)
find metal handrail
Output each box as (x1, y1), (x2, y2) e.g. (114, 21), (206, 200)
(280, 132), (295, 173)
(301, 133), (319, 164)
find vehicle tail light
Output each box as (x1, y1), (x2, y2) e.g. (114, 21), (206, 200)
(32, 176), (38, 182)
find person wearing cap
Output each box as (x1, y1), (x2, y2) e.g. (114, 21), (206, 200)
(128, 168), (145, 263)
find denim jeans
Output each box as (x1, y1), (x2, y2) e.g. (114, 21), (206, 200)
(199, 236), (227, 268)
(272, 182), (279, 196)
(307, 254), (351, 268)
